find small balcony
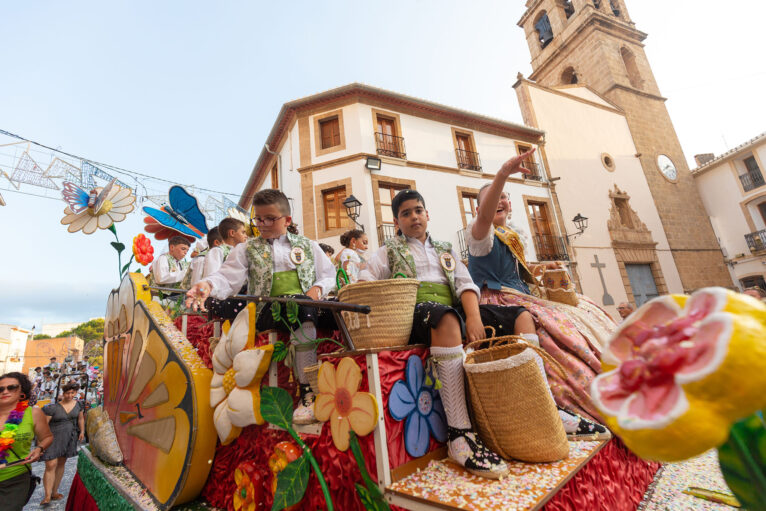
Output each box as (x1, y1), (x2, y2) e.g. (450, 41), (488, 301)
(456, 149), (482, 172)
(521, 161), (544, 181)
(377, 223), (398, 245)
(457, 228), (469, 260)
(745, 229), (766, 252)
(739, 170), (765, 192)
(532, 234), (570, 261)
(375, 132), (406, 159)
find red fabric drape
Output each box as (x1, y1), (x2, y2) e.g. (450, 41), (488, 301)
(175, 315), (215, 369)
(65, 473), (100, 511)
(544, 438), (661, 511)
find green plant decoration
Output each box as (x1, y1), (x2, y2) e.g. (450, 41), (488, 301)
(349, 431), (390, 511)
(269, 300), (344, 368)
(717, 410), (766, 510)
(260, 386), (334, 511)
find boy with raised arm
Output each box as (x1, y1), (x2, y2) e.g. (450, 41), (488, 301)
(185, 189), (335, 424)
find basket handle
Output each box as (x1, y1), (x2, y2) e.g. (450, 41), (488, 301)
(465, 336), (569, 380)
(336, 268), (350, 290)
(393, 272), (408, 279)
(465, 333), (524, 352)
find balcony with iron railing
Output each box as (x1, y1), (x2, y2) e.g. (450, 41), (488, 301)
(532, 234), (569, 261)
(456, 149), (482, 172)
(377, 223), (398, 245)
(745, 229), (766, 252)
(739, 169), (765, 192)
(375, 132), (406, 159)
(521, 161), (544, 181)
(457, 228), (468, 260)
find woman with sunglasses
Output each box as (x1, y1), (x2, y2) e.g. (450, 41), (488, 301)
(0, 372), (53, 510)
(40, 382), (85, 505)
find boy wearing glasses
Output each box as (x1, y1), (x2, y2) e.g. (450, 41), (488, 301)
(186, 189), (335, 425)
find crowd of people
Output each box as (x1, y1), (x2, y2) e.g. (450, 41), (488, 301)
(29, 356), (103, 408)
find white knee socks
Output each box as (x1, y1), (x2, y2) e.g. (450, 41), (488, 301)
(293, 321), (317, 385)
(430, 345), (471, 430)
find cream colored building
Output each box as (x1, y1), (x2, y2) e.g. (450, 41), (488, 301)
(514, 79), (684, 314)
(692, 132), (766, 291)
(0, 324), (32, 373)
(239, 83), (574, 270)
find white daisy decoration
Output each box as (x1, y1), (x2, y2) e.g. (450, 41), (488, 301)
(61, 185), (136, 234)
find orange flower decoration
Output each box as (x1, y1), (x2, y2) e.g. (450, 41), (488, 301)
(132, 234), (154, 265)
(233, 460), (265, 511)
(314, 357), (379, 452)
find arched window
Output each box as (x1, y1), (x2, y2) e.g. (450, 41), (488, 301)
(593, 0), (602, 9)
(620, 47), (643, 88)
(561, 67), (578, 84)
(610, 0), (621, 17)
(534, 11), (554, 49)
(563, 0), (575, 19)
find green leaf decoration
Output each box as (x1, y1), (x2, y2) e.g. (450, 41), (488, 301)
(355, 483), (375, 510)
(260, 386), (294, 430)
(286, 301), (300, 325)
(272, 454), (310, 511)
(121, 254), (135, 276)
(349, 432), (390, 510)
(111, 242), (125, 254)
(271, 301), (283, 323)
(108, 224), (117, 236)
(272, 341), (288, 363)
(718, 411), (766, 511)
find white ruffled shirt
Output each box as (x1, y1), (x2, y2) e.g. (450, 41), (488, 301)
(203, 244), (233, 279)
(152, 253), (187, 285)
(358, 235), (480, 299)
(189, 255), (206, 286)
(204, 235), (336, 299)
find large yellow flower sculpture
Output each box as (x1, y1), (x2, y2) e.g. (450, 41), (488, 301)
(314, 357), (378, 451)
(591, 287), (766, 461)
(210, 303), (273, 445)
(61, 184), (136, 234)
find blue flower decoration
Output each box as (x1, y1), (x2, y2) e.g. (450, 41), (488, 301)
(389, 355), (447, 457)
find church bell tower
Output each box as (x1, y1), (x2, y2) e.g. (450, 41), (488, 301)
(517, 0), (732, 292)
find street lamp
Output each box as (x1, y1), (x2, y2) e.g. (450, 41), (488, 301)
(566, 213), (588, 240)
(343, 195), (364, 231)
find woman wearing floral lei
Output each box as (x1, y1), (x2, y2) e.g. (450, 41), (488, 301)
(0, 372), (53, 510)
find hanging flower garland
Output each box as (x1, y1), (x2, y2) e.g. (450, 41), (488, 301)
(0, 400), (29, 463)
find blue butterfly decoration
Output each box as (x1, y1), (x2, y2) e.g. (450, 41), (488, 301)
(142, 185), (209, 239)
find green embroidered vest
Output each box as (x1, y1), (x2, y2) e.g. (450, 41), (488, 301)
(384, 235), (458, 305)
(244, 233), (316, 300)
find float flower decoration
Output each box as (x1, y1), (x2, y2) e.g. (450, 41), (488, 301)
(233, 460), (266, 511)
(0, 400), (29, 464)
(132, 234), (154, 266)
(389, 355), (447, 457)
(60, 183), (135, 235)
(314, 357), (379, 452)
(591, 287), (766, 508)
(210, 303), (274, 445)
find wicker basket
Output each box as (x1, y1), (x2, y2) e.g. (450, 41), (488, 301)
(532, 267), (579, 307)
(465, 334), (569, 463)
(304, 363), (321, 395)
(337, 278), (420, 349)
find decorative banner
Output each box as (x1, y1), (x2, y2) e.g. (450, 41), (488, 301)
(81, 160), (132, 190)
(7, 151), (59, 190)
(0, 192), (5, 206)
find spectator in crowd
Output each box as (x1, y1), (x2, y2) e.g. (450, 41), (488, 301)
(616, 302), (635, 320)
(41, 383), (84, 505)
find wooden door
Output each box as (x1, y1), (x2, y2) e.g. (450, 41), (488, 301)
(626, 264), (659, 307)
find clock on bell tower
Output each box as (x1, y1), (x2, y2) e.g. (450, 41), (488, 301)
(517, 0), (732, 291)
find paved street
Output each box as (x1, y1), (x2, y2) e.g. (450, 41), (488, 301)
(24, 456), (78, 510)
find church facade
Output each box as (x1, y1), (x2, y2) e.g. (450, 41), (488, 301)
(516, 0), (732, 293)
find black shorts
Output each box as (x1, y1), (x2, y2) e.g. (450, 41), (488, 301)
(254, 295), (338, 332)
(409, 301), (528, 346)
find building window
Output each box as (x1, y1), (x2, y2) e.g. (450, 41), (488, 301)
(526, 200), (567, 261)
(625, 264), (659, 307)
(593, 0), (602, 8)
(620, 47), (643, 89)
(561, 66), (578, 85)
(610, 0), (621, 17)
(452, 129), (481, 171)
(740, 156), (765, 192)
(374, 179), (413, 244)
(457, 188), (479, 228)
(534, 11), (554, 49)
(614, 197), (634, 228)
(373, 110), (406, 159)
(740, 275), (766, 292)
(319, 117), (341, 149)
(563, 0), (575, 19)
(270, 162), (279, 189)
(313, 109), (346, 156)
(516, 143), (542, 180)
(322, 186), (347, 230)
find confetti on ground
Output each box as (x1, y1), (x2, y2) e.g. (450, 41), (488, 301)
(388, 441), (603, 510)
(638, 450), (736, 510)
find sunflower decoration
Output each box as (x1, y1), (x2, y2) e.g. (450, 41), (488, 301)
(314, 357), (378, 452)
(61, 181), (135, 234)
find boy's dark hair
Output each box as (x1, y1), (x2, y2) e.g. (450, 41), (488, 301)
(391, 189), (425, 218)
(0, 372), (32, 400)
(62, 382), (79, 393)
(318, 243), (334, 256)
(34, 367), (41, 372)
(252, 189), (291, 216)
(219, 218), (245, 241)
(339, 229), (365, 248)
(206, 226), (223, 248)
(169, 236), (191, 247)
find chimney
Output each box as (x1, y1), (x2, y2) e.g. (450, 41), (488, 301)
(694, 153), (715, 166)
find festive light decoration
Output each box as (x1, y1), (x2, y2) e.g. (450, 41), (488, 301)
(0, 400), (29, 464)
(314, 358), (379, 452)
(132, 234), (154, 266)
(591, 287), (766, 462)
(60, 184), (135, 234)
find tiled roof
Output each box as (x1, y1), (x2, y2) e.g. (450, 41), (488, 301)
(691, 131), (766, 173)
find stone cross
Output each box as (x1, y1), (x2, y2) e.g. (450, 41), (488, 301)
(591, 255), (615, 306)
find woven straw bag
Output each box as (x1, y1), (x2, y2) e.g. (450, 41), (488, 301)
(464, 332), (569, 463)
(337, 278), (420, 349)
(532, 266), (579, 307)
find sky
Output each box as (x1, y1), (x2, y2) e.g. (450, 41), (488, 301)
(1, 1), (764, 330)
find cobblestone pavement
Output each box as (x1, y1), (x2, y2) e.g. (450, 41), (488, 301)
(24, 455), (78, 510)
